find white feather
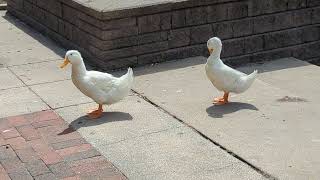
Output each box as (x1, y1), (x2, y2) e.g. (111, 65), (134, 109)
(66, 51), (134, 105)
(205, 37), (257, 94)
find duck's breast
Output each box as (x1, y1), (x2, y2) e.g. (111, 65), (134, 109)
(206, 63), (227, 91)
(71, 75), (103, 104)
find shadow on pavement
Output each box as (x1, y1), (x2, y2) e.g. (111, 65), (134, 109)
(3, 12), (65, 55)
(206, 102), (258, 118)
(236, 58), (310, 74)
(128, 56), (207, 77)
(58, 112), (133, 135)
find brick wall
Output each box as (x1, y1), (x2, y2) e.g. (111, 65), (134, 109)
(6, 0), (320, 69)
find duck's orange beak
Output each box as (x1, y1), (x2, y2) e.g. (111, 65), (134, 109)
(60, 58), (70, 68)
(208, 48), (214, 54)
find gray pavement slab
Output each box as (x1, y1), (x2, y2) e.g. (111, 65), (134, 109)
(1, 11), (16, 23)
(102, 126), (265, 180)
(56, 93), (265, 180)
(30, 80), (92, 109)
(0, 87), (49, 118)
(133, 57), (320, 179)
(0, 67), (24, 90)
(238, 58), (320, 101)
(0, 21), (40, 45)
(0, 45), (63, 66)
(0, 12), (64, 67)
(9, 60), (71, 85)
(56, 93), (184, 146)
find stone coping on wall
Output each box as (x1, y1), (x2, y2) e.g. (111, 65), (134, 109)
(62, 0), (239, 20)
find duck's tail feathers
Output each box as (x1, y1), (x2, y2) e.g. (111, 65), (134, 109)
(119, 67), (134, 89)
(127, 67), (133, 77)
(235, 70), (258, 93)
(248, 70), (258, 80)
(127, 67), (134, 84)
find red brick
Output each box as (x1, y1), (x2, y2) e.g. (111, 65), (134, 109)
(32, 118), (65, 129)
(16, 125), (40, 141)
(7, 115), (29, 127)
(0, 163), (6, 173)
(57, 125), (76, 135)
(0, 136), (6, 146)
(0, 118), (10, 131)
(69, 156), (106, 167)
(0, 173), (11, 180)
(51, 138), (86, 150)
(8, 171), (34, 180)
(71, 158), (114, 174)
(40, 151), (63, 165)
(37, 126), (58, 139)
(1, 128), (20, 139)
(49, 162), (75, 178)
(16, 148), (40, 162)
(0, 145), (17, 160)
(0, 111), (125, 179)
(63, 176), (81, 180)
(29, 139), (53, 155)
(26, 110), (60, 123)
(57, 144), (93, 157)
(38, 126), (80, 144)
(51, 133), (81, 144)
(64, 149), (101, 162)
(6, 137), (29, 150)
(0, 163), (11, 180)
(25, 160), (50, 177)
(1, 158), (26, 174)
(34, 173), (59, 180)
(80, 169), (125, 180)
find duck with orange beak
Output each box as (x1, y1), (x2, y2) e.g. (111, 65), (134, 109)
(205, 37), (258, 105)
(60, 50), (134, 119)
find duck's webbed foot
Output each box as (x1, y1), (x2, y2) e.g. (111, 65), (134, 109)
(213, 92), (229, 105)
(87, 104), (103, 119)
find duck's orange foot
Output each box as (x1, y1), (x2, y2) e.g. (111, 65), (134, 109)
(213, 97), (228, 105)
(87, 105), (103, 119)
(213, 92), (229, 105)
(213, 97), (224, 102)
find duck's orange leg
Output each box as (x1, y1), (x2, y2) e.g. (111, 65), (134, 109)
(87, 104), (103, 119)
(213, 92), (229, 105)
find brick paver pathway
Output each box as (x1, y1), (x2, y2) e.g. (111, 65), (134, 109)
(0, 110), (127, 180)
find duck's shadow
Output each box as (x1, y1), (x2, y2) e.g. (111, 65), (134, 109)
(58, 112), (133, 135)
(206, 102), (258, 118)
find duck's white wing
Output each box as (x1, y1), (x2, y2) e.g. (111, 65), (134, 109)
(85, 71), (118, 93)
(207, 60), (248, 92)
(221, 63), (246, 77)
(215, 63), (246, 85)
(219, 63), (257, 93)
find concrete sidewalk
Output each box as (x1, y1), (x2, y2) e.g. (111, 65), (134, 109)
(133, 57), (320, 179)
(1, 9), (320, 180)
(0, 11), (265, 180)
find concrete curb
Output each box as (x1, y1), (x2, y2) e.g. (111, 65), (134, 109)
(0, 3), (7, 10)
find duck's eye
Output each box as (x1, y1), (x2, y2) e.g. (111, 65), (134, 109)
(70, 53), (73, 56)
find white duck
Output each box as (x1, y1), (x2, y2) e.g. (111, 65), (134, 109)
(205, 37), (258, 105)
(60, 50), (134, 119)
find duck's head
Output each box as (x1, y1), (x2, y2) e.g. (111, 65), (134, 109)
(60, 50), (82, 68)
(207, 37), (222, 55)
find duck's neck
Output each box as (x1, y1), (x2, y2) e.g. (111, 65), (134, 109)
(207, 52), (221, 65)
(72, 60), (87, 77)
